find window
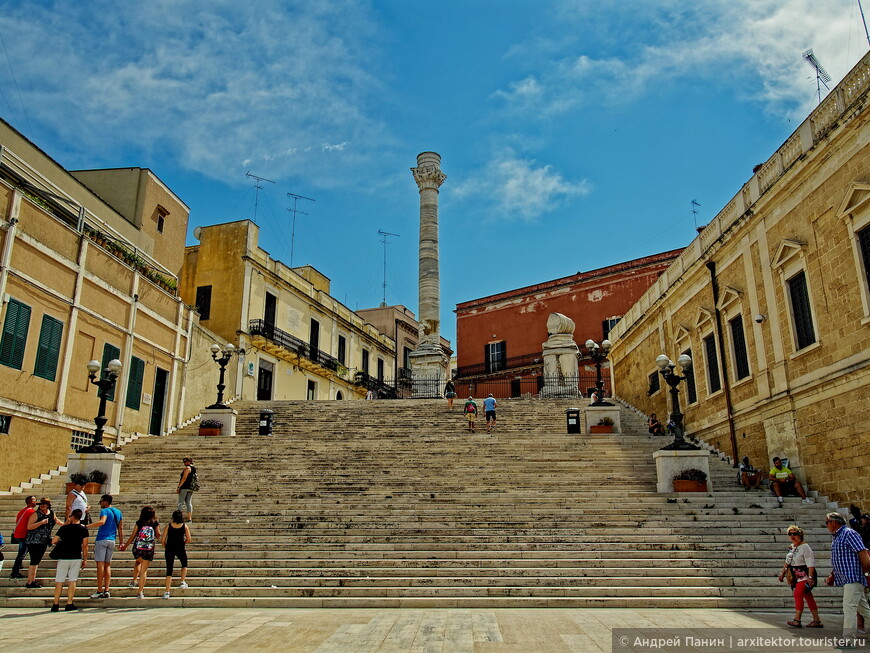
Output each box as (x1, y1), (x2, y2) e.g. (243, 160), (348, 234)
(787, 271), (816, 350)
(362, 349), (369, 375)
(125, 356), (146, 410)
(195, 286), (212, 320)
(157, 214), (165, 234)
(377, 358), (384, 382)
(70, 430), (94, 450)
(682, 349), (697, 404)
(859, 224), (870, 290)
(647, 371), (660, 395)
(729, 315), (750, 380)
(0, 298), (31, 370)
(485, 341), (507, 374)
(34, 315), (63, 381)
(101, 343), (121, 402)
(337, 335), (346, 365)
(602, 317), (621, 341)
(403, 346), (412, 371)
(703, 334), (721, 394)
(0, 414), (10, 434)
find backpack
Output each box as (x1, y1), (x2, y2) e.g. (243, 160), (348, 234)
(465, 402), (476, 413)
(189, 471), (200, 492)
(134, 524), (156, 551)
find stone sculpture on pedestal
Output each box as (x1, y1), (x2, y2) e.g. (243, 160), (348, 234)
(541, 313), (580, 398)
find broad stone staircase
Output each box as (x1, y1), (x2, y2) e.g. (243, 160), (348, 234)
(0, 399), (838, 609)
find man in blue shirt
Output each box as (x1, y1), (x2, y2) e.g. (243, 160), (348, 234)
(483, 394), (497, 433)
(824, 512), (870, 645)
(86, 494), (123, 599)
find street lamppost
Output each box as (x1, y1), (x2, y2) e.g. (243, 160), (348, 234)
(209, 343), (243, 408)
(655, 353), (700, 451)
(584, 339), (612, 405)
(81, 358), (122, 453)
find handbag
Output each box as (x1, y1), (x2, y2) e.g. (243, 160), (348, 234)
(783, 565), (795, 585)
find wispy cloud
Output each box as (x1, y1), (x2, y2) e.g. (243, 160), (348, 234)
(453, 150), (591, 222)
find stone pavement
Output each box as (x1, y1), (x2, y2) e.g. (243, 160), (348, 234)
(0, 607), (854, 652)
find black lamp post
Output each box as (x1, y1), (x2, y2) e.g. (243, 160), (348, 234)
(208, 343), (243, 408)
(81, 358), (122, 453)
(655, 353), (700, 451)
(584, 338), (613, 405)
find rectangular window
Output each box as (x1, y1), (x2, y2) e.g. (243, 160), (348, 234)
(787, 270), (816, 350)
(0, 414), (10, 434)
(648, 370), (660, 395)
(362, 349), (369, 375)
(682, 348), (697, 404)
(703, 334), (721, 394)
(34, 315), (63, 381)
(602, 317), (621, 341)
(70, 430), (94, 450)
(729, 315), (750, 380)
(0, 298), (31, 370)
(485, 341), (507, 374)
(125, 356), (146, 410)
(403, 346), (412, 370)
(377, 358), (384, 382)
(859, 224), (870, 286)
(101, 343), (121, 402)
(337, 335), (346, 365)
(195, 285), (212, 320)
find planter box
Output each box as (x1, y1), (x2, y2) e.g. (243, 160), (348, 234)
(589, 425), (614, 434)
(199, 428), (221, 437)
(65, 482), (103, 494)
(672, 480), (708, 492)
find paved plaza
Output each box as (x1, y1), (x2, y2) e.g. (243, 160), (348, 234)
(0, 606), (858, 652)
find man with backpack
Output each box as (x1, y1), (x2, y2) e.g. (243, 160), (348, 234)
(463, 396), (478, 433)
(86, 495), (123, 599)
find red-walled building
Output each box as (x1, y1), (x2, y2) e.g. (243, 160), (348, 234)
(454, 249), (683, 390)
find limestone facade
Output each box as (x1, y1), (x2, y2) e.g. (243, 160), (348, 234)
(180, 220), (396, 401)
(608, 52), (870, 506)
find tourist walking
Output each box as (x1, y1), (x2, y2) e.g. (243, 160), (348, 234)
(86, 494), (123, 599)
(65, 477), (90, 524)
(823, 512), (870, 644)
(49, 508), (89, 612)
(463, 396), (477, 433)
(24, 498), (56, 589)
(161, 510), (191, 599)
(176, 456), (198, 523)
(483, 394), (497, 433)
(778, 525), (822, 628)
(120, 506), (161, 599)
(444, 379), (456, 409)
(9, 495), (36, 579)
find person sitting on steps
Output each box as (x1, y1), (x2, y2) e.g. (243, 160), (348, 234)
(769, 457), (813, 508)
(739, 456), (762, 490)
(648, 413), (665, 435)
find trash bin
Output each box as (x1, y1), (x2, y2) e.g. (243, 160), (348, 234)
(259, 409), (274, 436)
(566, 408), (581, 434)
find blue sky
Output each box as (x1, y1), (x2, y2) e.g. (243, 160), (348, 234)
(1, 1), (868, 348)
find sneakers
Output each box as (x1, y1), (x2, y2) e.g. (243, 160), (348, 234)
(163, 592), (171, 599)
(775, 503), (784, 509)
(50, 604), (59, 612)
(9, 572), (25, 579)
(101, 591), (111, 599)
(24, 581), (42, 589)
(802, 498), (814, 504)
(179, 581), (188, 589)
(128, 581), (137, 588)
(90, 591), (103, 599)
(64, 603), (78, 611)
(136, 592), (144, 600)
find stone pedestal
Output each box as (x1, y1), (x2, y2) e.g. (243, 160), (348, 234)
(66, 452), (125, 495)
(653, 449), (713, 493)
(199, 407), (237, 436)
(409, 348), (447, 398)
(541, 313), (580, 398)
(585, 405), (622, 433)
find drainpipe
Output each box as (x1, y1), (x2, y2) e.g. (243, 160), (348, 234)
(706, 261), (739, 467)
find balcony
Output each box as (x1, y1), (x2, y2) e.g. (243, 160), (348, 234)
(249, 319), (342, 374)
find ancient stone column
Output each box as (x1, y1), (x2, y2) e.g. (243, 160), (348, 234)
(409, 152), (448, 394)
(541, 313), (580, 398)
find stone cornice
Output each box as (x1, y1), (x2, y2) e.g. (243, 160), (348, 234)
(411, 164), (447, 191)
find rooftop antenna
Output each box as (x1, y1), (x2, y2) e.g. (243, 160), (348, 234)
(802, 49), (832, 104)
(691, 199), (701, 231)
(245, 171), (275, 223)
(859, 0), (870, 48)
(287, 192), (315, 267)
(378, 229), (400, 307)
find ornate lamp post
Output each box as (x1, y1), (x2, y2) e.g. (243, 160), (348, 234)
(584, 339), (612, 405)
(208, 343), (243, 409)
(81, 358), (122, 453)
(655, 353), (700, 451)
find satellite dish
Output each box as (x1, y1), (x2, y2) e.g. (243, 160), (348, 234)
(193, 226), (202, 240)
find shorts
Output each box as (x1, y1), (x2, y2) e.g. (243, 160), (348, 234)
(133, 547), (155, 562)
(55, 558), (83, 583)
(445, 392), (456, 398)
(94, 539), (116, 563)
(485, 411), (496, 422)
(28, 543), (48, 565)
(165, 547), (188, 576)
(466, 413), (476, 422)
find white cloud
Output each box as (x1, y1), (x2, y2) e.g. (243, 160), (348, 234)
(453, 150), (591, 222)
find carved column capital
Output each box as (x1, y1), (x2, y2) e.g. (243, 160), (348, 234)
(411, 164), (447, 191)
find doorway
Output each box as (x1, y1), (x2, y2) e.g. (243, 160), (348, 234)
(149, 368), (168, 435)
(307, 380), (316, 400)
(257, 360), (273, 401)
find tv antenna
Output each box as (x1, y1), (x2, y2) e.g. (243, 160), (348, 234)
(245, 171), (275, 223)
(859, 0), (870, 48)
(287, 192), (316, 267)
(802, 49), (832, 104)
(378, 229), (400, 307)
(691, 199), (701, 230)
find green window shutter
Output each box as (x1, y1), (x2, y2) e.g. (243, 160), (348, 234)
(125, 356), (145, 410)
(0, 299), (31, 370)
(101, 343), (121, 402)
(34, 315), (63, 381)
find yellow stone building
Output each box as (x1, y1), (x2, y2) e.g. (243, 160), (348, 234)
(180, 220), (396, 401)
(0, 118), (225, 490)
(608, 52), (870, 506)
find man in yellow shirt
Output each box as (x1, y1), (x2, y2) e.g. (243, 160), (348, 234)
(769, 457), (813, 508)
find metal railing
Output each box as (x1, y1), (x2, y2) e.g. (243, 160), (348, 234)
(456, 353), (544, 378)
(249, 319), (342, 373)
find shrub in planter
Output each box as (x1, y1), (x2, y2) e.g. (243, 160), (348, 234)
(598, 417), (615, 426)
(673, 468), (708, 492)
(66, 472), (89, 494)
(199, 419), (223, 436)
(88, 469), (108, 485)
(590, 416), (615, 433)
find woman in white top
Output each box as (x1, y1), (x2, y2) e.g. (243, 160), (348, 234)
(778, 525), (823, 628)
(65, 478), (89, 524)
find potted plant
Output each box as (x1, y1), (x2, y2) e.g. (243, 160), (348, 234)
(65, 472), (89, 494)
(673, 468), (708, 492)
(590, 416), (615, 433)
(199, 419), (223, 436)
(86, 469), (108, 494)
